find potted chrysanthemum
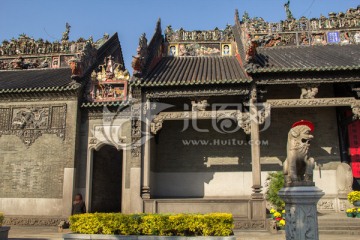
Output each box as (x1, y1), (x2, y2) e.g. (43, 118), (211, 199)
(356, 208), (360, 218)
(346, 208), (355, 217)
(0, 212), (10, 240)
(348, 191), (360, 207)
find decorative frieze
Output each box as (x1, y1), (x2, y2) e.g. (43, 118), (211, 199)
(267, 97), (360, 120)
(317, 199), (335, 210)
(267, 97), (360, 108)
(165, 25), (234, 43)
(233, 219), (266, 230)
(0, 104), (66, 146)
(145, 88), (250, 99)
(150, 106), (271, 135)
(88, 55), (130, 102)
(240, 6), (360, 49)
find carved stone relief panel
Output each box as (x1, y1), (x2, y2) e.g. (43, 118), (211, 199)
(0, 104), (66, 146)
(317, 199), (335, 211)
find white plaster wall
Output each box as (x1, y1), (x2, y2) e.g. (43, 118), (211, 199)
(153, 172), (256, 197)
(152, 170), (337, 197)
(313, 170), (337, 195)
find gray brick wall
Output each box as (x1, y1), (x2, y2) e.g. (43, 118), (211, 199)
(0, 100), (78, 198)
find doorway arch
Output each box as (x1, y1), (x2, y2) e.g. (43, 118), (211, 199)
(86, 144), (126, 213)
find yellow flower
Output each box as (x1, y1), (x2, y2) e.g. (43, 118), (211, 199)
(273, 212), (281, 218)
(347, 191), (360, 204)
(346, 208), (354, 213)
(279, 219), (286, 227)
(270, 209), (276, 214)
(282, 210), (285, 214)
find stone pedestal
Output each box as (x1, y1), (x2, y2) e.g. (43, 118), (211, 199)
(278, 186), (324, 240)
(0, 226), (10, 240)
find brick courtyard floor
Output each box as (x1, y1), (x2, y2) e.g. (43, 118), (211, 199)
(6, 226), (359, 240)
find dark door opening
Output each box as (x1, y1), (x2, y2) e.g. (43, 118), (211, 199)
(91, 145), (122, 212)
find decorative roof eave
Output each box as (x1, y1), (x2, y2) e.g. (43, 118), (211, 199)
(247, 65), (360, 74)
(0, 83), (80, 94)
(132, 19), (163, 78)
(130, 78), (252, 88)
(255, 76), (360, 85)
(81, 100), (130, 108)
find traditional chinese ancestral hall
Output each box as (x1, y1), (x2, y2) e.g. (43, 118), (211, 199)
(0, 6), (359, 230)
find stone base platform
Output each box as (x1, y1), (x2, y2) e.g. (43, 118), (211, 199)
(4, 215), (67, 226)
(143, 198), (267, 230)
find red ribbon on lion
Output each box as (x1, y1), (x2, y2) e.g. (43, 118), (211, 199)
(291, 120), (314, 132)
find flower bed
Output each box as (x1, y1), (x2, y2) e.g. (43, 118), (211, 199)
(69, 213), (234, 236)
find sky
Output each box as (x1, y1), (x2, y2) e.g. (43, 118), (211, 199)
(0, 0), (358, 71)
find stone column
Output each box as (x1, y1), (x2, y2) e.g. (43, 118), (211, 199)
(249, 86), (263, 199)
(85, 148), (94, 212)
(141, 99), (151, 199)
(62, 168), (75, 216)
(279, 186), (324, 240)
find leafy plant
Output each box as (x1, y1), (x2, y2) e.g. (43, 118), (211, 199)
(69, 213), (233, 236)
(347, 191), (360, 204)
(265, 171), (285, 211)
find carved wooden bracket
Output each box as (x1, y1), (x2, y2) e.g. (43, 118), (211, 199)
(299, 84), (319, 99)
(236, 112), (251, 135)
(351, 105), (360, 120)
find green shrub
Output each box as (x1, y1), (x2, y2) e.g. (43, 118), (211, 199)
(265, 171), (285, 211)
(69, 213), (233, 236)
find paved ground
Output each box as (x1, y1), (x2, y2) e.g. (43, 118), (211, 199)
(6, 226), (358, 240)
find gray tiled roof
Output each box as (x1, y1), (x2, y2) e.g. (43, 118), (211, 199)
(249, 44), (360, 73)
(0, 68), (75, 93)
(139, 56), (251, 87)
(81, 100), (130, 108)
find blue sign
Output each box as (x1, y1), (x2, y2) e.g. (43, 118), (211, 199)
(327, 31), (340, 44)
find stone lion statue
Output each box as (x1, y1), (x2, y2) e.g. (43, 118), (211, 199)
(283, 121), (315, 186)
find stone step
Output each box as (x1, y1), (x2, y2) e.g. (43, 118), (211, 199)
(319, 225), (360, 230)
(317, 216), (360, 235)
(319, 230), (360, 235)
(318, 220), (360, 225)
(319, 220), (360, 225)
